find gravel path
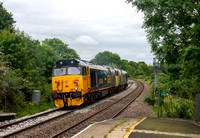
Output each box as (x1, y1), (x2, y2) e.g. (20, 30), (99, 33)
(118, 82), (155, 117)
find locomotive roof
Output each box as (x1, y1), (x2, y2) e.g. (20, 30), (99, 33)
(55, 59), (127, 73)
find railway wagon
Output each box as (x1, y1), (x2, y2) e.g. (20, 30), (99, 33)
(51, 59), (128, 107)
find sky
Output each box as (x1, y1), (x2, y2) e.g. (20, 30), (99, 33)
(1, 0), (154, 64)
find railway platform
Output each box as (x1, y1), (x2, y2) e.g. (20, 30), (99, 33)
(0, 113), (16, 121)
(72, 116), (200, 138)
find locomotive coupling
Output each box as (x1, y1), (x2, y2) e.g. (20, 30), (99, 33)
(71, 92), (81, 99)
(51, 93), (59, 99)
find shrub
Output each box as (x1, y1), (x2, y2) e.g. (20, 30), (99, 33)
(144, 94), (156, 106)
(0, 52), (31, 112)
(160, 97), (194, 119)
(175, 98), (194, 119)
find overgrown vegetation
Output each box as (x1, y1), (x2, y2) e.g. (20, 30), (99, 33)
(144, 73), (195, 119)
(126, 0), (200, 120)
(17, 101), (55, 117)
(0, 52), (30, 112)
(91, 51), (154, 80)
(0, 2), (153, 116)
(104, 120), (128, 137)
(0, 2), (79, 115)
(1, 0), (198, 121)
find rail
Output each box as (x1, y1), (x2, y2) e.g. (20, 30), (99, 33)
(52, 80), (143, 137)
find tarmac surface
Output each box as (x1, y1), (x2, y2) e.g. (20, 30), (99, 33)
(72, 116), (200, 138)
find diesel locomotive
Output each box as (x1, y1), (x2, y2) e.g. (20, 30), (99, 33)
(51, 59), (128, 107)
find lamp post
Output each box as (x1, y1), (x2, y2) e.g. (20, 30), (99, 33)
(153, 58), (161, 118)
(153, 58), (160, 86)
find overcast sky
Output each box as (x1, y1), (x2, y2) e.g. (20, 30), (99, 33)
(1, 0), (154, 64)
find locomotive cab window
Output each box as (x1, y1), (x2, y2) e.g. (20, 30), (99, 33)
(53, 67), (81, 76)
(68, 67), (81, 75)
(53, 68), (66, 76)
(82, 66), (87, 76)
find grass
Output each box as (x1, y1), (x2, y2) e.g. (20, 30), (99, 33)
(105, 120), (128, 136)
(150, 95), (195, 119)
(16, 100), (55, 117)
(108, 127), (115, 133)
(152, 106), (158, 117)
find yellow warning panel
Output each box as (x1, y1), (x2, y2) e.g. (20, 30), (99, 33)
(99, 78), (103, 84)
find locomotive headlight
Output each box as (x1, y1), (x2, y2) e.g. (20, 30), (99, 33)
(65, 80), (68, 84)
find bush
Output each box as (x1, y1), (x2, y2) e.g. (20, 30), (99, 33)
(160, 97), (194, 119)
(0, 52), (31, 112)
(145, 81), (195, 119)
(175, 98), (194, 119)
(144, 94), (156, 106)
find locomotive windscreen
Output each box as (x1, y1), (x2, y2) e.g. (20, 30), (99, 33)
(68, 67), (81, 75)
(53, 67), (81, 76)
(53, 68), (66, 76)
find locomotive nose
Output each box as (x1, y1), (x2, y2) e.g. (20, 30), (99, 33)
(52, 76), (82, 93)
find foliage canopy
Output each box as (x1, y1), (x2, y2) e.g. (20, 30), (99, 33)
(127, 0), (200, 98)
(0, 2), (81, 112)
(0, 2), (16, 30)
(91, 51), (153, 78)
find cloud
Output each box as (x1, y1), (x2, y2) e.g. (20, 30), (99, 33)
(2, 0), (154, 64)
(99, 31), (120, 37)
(72, 35), (98, 45)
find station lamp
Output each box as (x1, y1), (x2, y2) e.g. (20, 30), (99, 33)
(153, 58), (160, 86)
(153, 57), (161, 118)
(153, 58), (160, 70)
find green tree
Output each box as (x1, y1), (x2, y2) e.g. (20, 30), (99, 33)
(0, 30), (34, 77)
(0, 2), (15, 31)
(91, 51), (154, 79)
(91, 51), (121, 66)
(36, 43), (59, 80)
(0, 3), (82, 113)
(0, 52), (30, 112)
(0, 29), (59, 100)
(127, 0), (200, 97)
(42, 38), (80, 59)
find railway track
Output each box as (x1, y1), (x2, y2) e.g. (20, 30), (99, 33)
(0, 107), (73, 137)
(53, 80), (144, 137)
(111, 81), (144, 118)
(0, 107), (61, 129)
(0, 80), (137, 137)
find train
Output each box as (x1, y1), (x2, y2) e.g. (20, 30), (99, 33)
(51, 58), (128, 107)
